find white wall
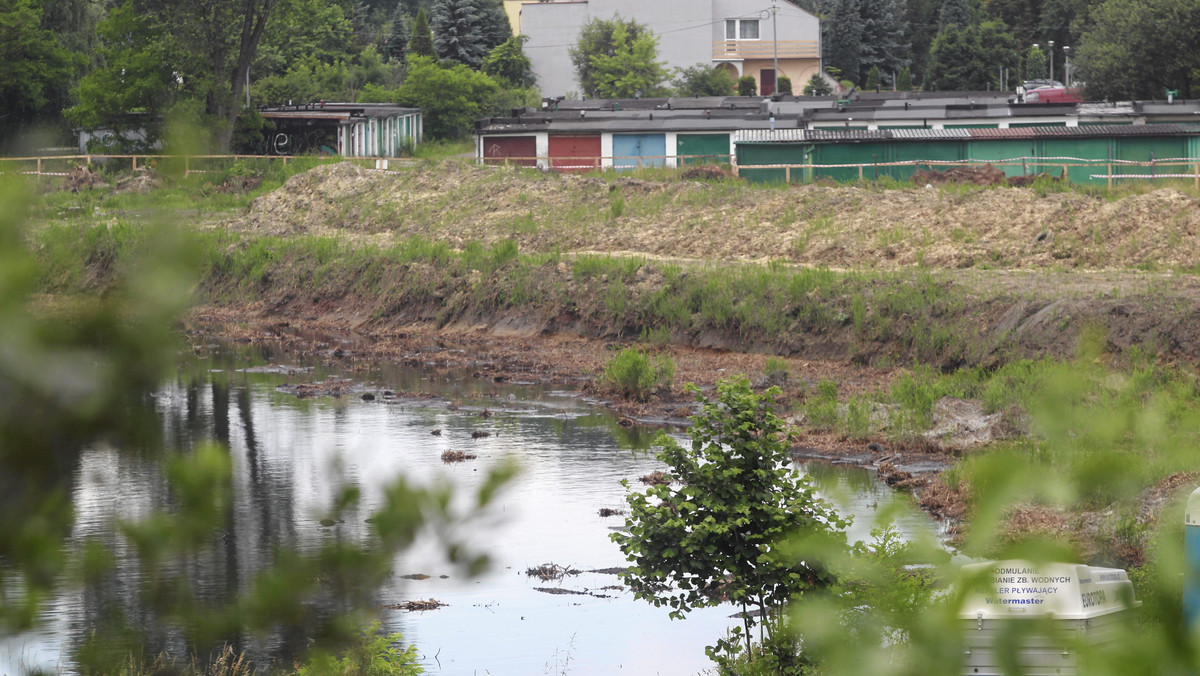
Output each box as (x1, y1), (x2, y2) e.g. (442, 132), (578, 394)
(520, 0), (820, 98)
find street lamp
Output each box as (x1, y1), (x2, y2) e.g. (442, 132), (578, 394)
(1063, 46), (1071, 87)
(1048, 40), (1055, 84)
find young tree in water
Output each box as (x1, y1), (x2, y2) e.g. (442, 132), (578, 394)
(613, 377), (848, 663)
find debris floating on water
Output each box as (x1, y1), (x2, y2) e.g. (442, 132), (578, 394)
(441, 450), (477, 463)
(384, 598), (446, 611)
(526, 563), (580, 581)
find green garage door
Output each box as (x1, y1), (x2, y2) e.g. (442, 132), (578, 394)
(677, 134), (730, 165)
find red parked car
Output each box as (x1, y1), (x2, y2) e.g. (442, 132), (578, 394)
(1024, 86), (1083, 103)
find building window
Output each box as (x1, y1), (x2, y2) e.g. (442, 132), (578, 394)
(725, 18), (759, 40)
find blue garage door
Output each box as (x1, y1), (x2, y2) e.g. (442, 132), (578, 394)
(613, 133), (667, 170)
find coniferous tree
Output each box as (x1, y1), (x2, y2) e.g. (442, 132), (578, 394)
(897, 65), (913, 90)
(408, 7), (435, 58)
(858, 0), (908, 85)
(903, 0), (937, 87)
(430, 0), (506, 68)
(939, 0), (973, 30)
(431, 0), (486, 67)
(866, 65), (881, 90)
(803, 73), (833, 95)
(384, 6), (410, 61)
(476, 0), (512, 52)
(825, 0), (864, 84)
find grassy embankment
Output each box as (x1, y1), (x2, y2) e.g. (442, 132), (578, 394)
(23, 159), (1200, 573)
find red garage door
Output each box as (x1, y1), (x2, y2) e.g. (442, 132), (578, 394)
(482, 135), (537, 166)
(548, 135), (601, 173)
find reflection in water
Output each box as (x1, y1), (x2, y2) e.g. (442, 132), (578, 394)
(0, 343), (944, 676)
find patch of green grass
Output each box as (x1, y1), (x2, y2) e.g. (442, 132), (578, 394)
(603, 347), (675, 400)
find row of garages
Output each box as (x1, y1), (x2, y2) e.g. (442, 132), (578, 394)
(478, 132), (734, 171)
(476, 124), (1200, 184)
(736, 125), (1200, 184)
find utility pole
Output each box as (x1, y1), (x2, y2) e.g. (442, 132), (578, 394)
(772, 0), (779, 94)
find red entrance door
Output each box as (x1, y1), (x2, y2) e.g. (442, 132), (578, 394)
(761, 69), (776, 95)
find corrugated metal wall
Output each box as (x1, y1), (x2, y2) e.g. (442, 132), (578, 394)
(737, 128), (1200, 184)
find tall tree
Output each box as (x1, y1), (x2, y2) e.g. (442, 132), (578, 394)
(902, 0), (937, 87)
(408, 7), (436, 58)
(431, 0), (488, 67)
(0, 0), (80, 142)
(926, 19), (1018, 90)
(384, 7), (410, 61)
(70, 0), (284, 151)
(166, 0), (284, 149)
(824, 0), (864, 85)
(569, 15), (667, 99)
(66, 1), (176, 151)
(858, 0), (909, 85)
(984, 0), (1043, 49)
(476, 0), (512, 51)
(254, 0), (354, 78)
(1076, 0), (1200, 99)
(938, 0), (973, 30)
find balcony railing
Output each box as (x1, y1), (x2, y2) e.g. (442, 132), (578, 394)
(713, 40), (819, 60)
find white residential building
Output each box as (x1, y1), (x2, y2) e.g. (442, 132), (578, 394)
(505, 0), (821, 98)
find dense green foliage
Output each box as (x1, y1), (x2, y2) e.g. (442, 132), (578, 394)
(614, 378), (848, 659)
(926, 20), (1019, 91)
(1076, 0), (1200, 99)
(397, 56), (500, 139)
(672, 64), (736, 97)
(295, 622), (423, 675)
(0, 0), (81, 145)
(481, 34), (536, 87)
(569, 16), (668, 99)
(738, 75), (758, 97)
(430, 0), (510, 68)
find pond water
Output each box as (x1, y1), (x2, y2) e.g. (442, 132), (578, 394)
(0, 343), (943, 676)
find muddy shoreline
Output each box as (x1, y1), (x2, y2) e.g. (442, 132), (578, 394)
(187, 307), (952, 482)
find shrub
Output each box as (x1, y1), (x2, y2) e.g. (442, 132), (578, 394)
(603, 347), (675, 400)
(764, 356), (791, 385)
(738, 75), (757, 97)
(295, 621), (423, 675)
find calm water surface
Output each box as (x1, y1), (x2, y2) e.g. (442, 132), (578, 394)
(1, 344), (940, 675)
